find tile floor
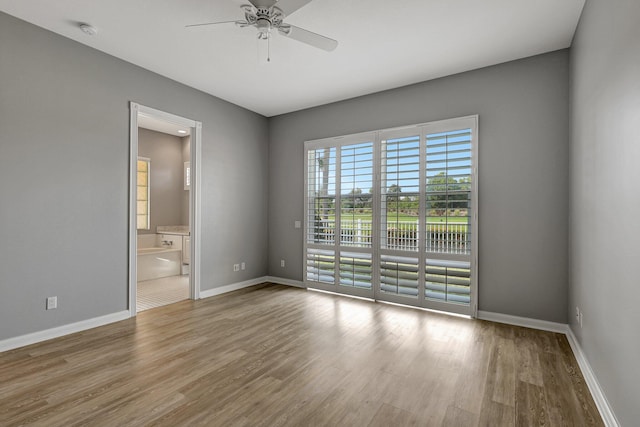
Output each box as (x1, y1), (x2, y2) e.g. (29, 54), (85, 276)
(137, 275), (189, 312)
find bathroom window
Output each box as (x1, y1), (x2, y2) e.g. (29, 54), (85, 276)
(137, 157), (150, 230)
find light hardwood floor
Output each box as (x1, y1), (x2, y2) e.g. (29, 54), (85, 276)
(0, 283), (603, 426)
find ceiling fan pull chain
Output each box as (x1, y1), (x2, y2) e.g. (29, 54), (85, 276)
(268, 35), (271, 62)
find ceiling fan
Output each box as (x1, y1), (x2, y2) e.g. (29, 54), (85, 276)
(186, 0), (338, 53)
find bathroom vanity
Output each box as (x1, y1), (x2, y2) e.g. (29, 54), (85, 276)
(157, 225), (190, 272)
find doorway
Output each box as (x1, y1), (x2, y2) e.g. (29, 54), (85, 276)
(128, 103), (202, 316)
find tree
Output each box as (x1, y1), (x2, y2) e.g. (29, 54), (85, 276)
(313, 149), (335, 242)
(342, 188), (373, 211)
(386, 184), (402, 213)
(427, 172), (469, 217)
(317, 149), (331, 220)
(342, 188), (361, 209)
(388, 184), (402, 194)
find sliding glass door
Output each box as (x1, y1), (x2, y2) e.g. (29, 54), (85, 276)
(305, 134), (376, 298)
(304, 116), (477, 316)
(378, 130), (422, 303)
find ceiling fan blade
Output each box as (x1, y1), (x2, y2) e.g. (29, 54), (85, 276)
(185, 20), (241, 30)
(273, 0), (313, 16)
(279, 25), (338, 51)
(247, 0), (278, 8)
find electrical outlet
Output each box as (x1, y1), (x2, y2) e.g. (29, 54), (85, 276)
(280, 259), (285, 268)
(241, 262), (246, 270)
(46, 296), (57, 310)
(233, 264), (240, 272)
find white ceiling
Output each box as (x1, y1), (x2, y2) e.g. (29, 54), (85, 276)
(0, 0), (585, 117)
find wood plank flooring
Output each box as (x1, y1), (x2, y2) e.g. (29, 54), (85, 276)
(0, 283), (603, 426)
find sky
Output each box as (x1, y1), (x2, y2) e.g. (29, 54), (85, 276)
(309, 129), (472, 196)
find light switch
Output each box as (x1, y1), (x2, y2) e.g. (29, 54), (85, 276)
(294, 220), (301, 229)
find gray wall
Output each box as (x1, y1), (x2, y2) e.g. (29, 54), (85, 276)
(569, 0), (640, 425)
(138, 128), (185, 234)
(0, 12), (269, 340)
(269, 50), (570, 323)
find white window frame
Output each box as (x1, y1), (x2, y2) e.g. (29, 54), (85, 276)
(305, 132), (377, 299)
(303, 115), (478, 317)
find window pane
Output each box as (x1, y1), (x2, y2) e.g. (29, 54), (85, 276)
(137, 158), (150, 230)
(339, 252), (372, 289)
(307, 148), (336, 245)
(426, 129), (472, 255)
(340, 142), (373, 248)
(137, 185), (147, 201)
(137, 200), (147, 215)
(381, 135), (420, 251)
(380, 255), (419, 298)
(137, 171), (147, 186)
(425, 259), (471, 305)
(137, 215), (147, 230)
(306, 248), (335, 284)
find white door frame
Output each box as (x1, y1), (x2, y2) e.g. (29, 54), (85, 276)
(128, 102), (202, 317)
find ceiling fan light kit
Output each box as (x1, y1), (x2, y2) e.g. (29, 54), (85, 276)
(186, 0), (338, 56)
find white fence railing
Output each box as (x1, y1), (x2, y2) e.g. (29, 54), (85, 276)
(312, 219), (470, 254)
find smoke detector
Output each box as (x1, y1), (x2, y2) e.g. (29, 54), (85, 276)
(79, 23), (98, 36)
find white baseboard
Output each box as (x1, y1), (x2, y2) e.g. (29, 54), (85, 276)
(477, 310), (569, 334)
(198, 276), (305, 300)
(477, 310), (619, 427)
(2, 277), (302, 352)
(565, 328), (620, 427)
(0, 310), (130, 353)
(265, 276), (305, 288)
(199, 276), (270, 299)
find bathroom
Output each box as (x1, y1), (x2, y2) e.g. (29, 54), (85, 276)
(136, 117), (191, 311)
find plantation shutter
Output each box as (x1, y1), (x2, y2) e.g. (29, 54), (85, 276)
(306, 248), (335, 284)
(339, 142), (374, 290)
(425, 258), (471, 304)
(380, 255), (419, 297)
(304, 116), (477, 317)
(306, 147), (336, 284)
(380, 135), (421, 251)
(424, 128), (473, 307)
(378, 132), (421, 300)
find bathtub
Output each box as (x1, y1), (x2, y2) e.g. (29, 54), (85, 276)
(137, 246), (182, 282)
